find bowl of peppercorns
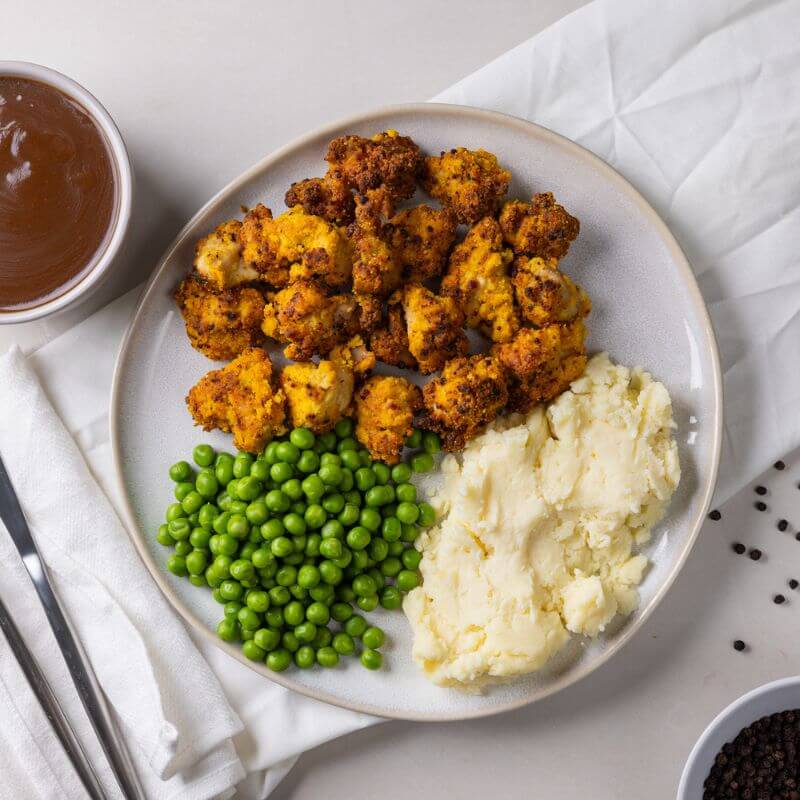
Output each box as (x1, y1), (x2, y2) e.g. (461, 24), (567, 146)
(679, 676), (800, 799)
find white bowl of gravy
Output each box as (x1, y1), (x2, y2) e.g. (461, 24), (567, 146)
(0, 61), (132, 323)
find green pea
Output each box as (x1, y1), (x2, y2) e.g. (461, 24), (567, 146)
(361, 648), (382, 670)
(379, 515), (401, 541)
(422, 431), (442, 454)
(364, 486), (385, 507)
(193, 444), (215, 467)
(156, 525), (174, 547)
(312, 628), (331, 650)
(334, 418), (353, 438)
(263, 490), (289, 513)
(241, 640), (265, 661)
(319, 538), (343, 560)
(337, 437), (357, 454)
(344, 526), (369, 551)
(213, 554), (233, 578)
(195, 472), (219, 499)
(344, 490), (362, 507)
(223, 601), (242, 620)
(315, 431), (335, 451)
(363, 627), (385, 650)
(402, 548), (422, 570)
(290, 584), (308, 601)
(169, 460), (193, 482)
(319, 557), (343, 585)
(401, 524), (420, 543)
(275, 442), (300, 464)
(267, 649), (292, 672)
(359, 508), (382, 532)
(291, 500), (308, 515)
(217, 618), (239, 642)
(237, 476), (262, 501)
(168, 518), (191, 540)
(243, 502), (267, 526)
(305, 601), (329, 626)
(185, 550), (208, 576)
(226, 514), (250, 539)
(213, 511), (232, 535)
(294, 621), (317, 643)
(210, 584), (225, 601)
(270, 462), (294, 484)
(282, 600), (304, 627)
(418, 503), (436, 527)
(351, 549), (369, 571)
(304, 504), (327, 530)
(281, 478), (303, 501)
(220, 579), (244, 601)
(166, 502), (186, 522)
(229, 500), (248, 516)
(174, 540), (192, 556)
(354, 467), (375, 493)
(270, 537), (293, 558)
(263, 441), (280, 464)
(340, 449), (361, 471)
(380, 557), (402, 578)
(233, 452), (254, 477)
(189, 574), (207, 587)
(254, 628), (281, 651)
(329, 633), (353, 657)
(296, 564), (320, 589)
(320, 494), (344, 516)
(290, 427), (316, 450)
(265, 607), (284, 628)
(344, 615), (367, 638)
(281, 631), (300, 653)
(300, 475), (323, 501)
(274, 565), (296, 587)
(278, 513), (303, 537)
(352, 574), (377, 597)
(372, 463), (391, 485)
(380, 586), (402, 610)
(246, 589), (270, 612)
(321, 519), (344, 540)
(326, 602), (350, 625)
(237, 606), (261, 630)
(396, 502), (420, 525)
(283, 552), (304, 566)
(395, 482), (417, 503)
(250, 460), (270, 482)
(337, 585), (356, 603)
(296, 450), (320, 474)
(294, 645), (316, 669)
(368, 538), (389, 563)
(411, 453), (434, 473)
(318, 463), (343, 487)
(259, 518), (284, 542)
(356, 594), (378, 612)
(304, 533), (322, 558)
(251, 548), (273, 570)
(215, 457), (235, 486)
(397, 569), (420, 592)
(340, 467), (354, 493)
(167, 555), (187, 576)
(197, 503), (218, 530)
(337, 503), (360, 527)
(405, 429), (423, 448)
(316, 646), (339, 668)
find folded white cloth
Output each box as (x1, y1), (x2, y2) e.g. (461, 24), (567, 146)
(435, 0), (800, 504)
(2, 0), (799, 797)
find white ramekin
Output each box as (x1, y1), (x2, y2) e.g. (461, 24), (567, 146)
(0, 61), (132, 324)
(678, 676), (800, 798)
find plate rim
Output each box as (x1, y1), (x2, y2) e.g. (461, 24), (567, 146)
(109, 101), (723, 722)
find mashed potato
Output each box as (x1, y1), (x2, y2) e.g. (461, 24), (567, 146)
(404, 352), (680, 689)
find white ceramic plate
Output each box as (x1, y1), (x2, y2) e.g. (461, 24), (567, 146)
(111, 103), (722, 721)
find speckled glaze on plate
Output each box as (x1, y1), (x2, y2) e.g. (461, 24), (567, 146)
(110, 103), (722, 721)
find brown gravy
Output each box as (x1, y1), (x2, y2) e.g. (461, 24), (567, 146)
(0, 77), (117, 311)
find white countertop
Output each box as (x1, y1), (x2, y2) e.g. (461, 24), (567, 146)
(7, 3), (800, 798)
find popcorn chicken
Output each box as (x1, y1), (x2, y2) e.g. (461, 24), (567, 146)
(194, 219), (260, 290)
(512, 256), (590, 328)
(389, 204), (458, 282)
(280, 360), (355, 433)
(499, 193), (579, 260)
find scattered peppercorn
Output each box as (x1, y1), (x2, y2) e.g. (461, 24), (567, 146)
(732, 640), (746, 651)
(749, 548), (762, 561)
(789, 579), (798, 590)
(754, 501), (767, 511)
(774, 460), (786, 470)
(778, 519), (789, 532)
(731, 542), (746, 555)
(703, 710), (800, 799)
(755, 485), (767, 495)
(708, 509), (722, 521)
(774, 594), (786, 604)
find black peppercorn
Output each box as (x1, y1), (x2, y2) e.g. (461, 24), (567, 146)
(709, 509), (722, 521)
(732, 542), (746, 555)
(775, 460), (786, 470)
(755, 485), (767, 495)
(789, 579), (798, 590)
(754, 501), (767, 511)
(778, 519), (789, 532)
(774, 594), (786, 604)
(733, 640), (746, 651)
(749, 548), (762, 560)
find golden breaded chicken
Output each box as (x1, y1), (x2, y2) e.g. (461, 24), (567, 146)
(326, 130), (421, 202)
(492, 319), (587, 412)
(280, 360), (355, 433)
(512, 256), (591, 328)
(422, 148), (510, 224)
(240, 204), (352, 288)
(498, 193), (580, 260)
(401, 283), (467, 374)
(261, 279), (360, 361)
(194, 219), (260, 290)
(348, 196), (402, 296)
(389, 204), (458, 282)
(420, 355), (508, 451)
(284, 175), (355, 226)
(355, 376), (422, 464)
(329, 335), (376, 375)
(186, 347), (286, 453)
(369, 298), (417, 369)
(441, 217), (519, 343)
(174, 274), (265, 361)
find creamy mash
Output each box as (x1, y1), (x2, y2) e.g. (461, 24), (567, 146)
(404, 353), (680, 688)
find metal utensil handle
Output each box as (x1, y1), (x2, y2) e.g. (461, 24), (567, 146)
(0, 456), (142, 800)
(0, 593), (107, 800)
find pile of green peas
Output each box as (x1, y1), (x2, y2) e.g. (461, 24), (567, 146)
(157, 418), (440, 673)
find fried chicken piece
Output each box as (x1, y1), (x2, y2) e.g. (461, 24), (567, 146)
(280, 360), (355, 433)
(186, 347), (286, 452)
(492, 320), (588, 412)
(441, 217), (519, 343)
(326, 130), (421, 202)
(389, 204), (458, 282)
(329, 335), (376, 375)
(349, 195), (402, 296)
(261, 279), (360, 361)
(355, 376), (422, 464)
(369, 299), (416, 369)
(512, 256), (591, 328)
(284, 175), (355, 226)
(174, 275), (265, 361)
(400, 283), (467, 374)
(240, 204), (352, 288)
(194, 219), (260, 290)
(498, 193), (580, 260)
(422, 148), (510, 224)
(420, 355), (508, 451)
